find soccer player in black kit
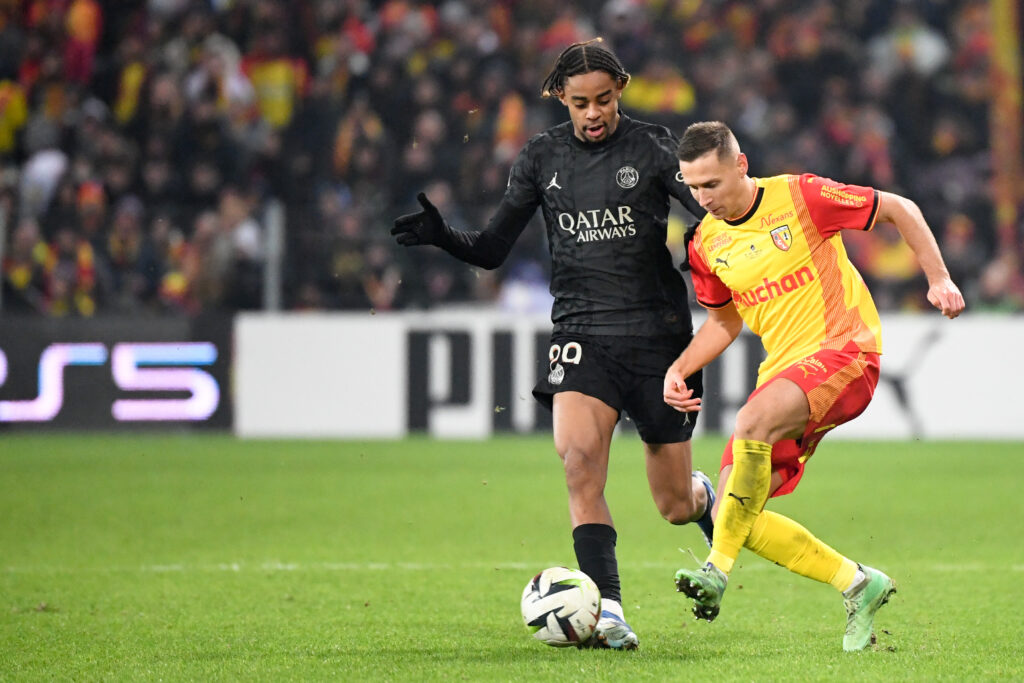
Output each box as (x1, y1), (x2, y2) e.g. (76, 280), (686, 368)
(392, 39), (712, 650)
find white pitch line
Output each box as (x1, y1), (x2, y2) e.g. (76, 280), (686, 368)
(4, 561), (1024, 574)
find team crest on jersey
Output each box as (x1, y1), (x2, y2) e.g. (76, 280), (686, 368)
(616, 166), (639, 189)
(770, 225), (793, 251)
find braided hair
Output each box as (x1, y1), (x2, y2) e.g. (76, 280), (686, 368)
(540, 38), (630, 98)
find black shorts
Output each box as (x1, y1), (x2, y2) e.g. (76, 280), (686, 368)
(532, 333), (702, 444)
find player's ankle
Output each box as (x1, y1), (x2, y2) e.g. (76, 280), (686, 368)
(600, 598), (624, 618)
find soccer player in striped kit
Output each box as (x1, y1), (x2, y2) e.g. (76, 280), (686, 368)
(664, 121), (964, 651)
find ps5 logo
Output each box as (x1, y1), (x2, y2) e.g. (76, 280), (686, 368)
(0, 342), (220, 422)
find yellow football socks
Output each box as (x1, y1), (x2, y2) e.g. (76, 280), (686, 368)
(745, 509), (859, 591)
(706, 439), (772, 574)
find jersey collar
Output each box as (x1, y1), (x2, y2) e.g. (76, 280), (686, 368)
(724, 183), (765, 226)
(569, 111), (633, 150)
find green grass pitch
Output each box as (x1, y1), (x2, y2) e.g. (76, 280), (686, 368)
(2, 433), (1023, 680)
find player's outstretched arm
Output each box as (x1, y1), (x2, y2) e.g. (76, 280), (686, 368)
(391, 193), (533, 270)
(663, 303), (744, 412)
(876, 191), (965, 319)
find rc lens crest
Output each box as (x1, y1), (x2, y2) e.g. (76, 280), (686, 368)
(616, 166), (639, 189)
(770, 225), (793, 251)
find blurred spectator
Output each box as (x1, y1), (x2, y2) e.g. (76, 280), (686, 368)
(185, 34), (254, 114)
(139, 72), (187, 154)
(866, 5), (950, 82)
(105, 194), (149, 310)
(362, 238), (402, 313)
(72, 179), (105, 253)
(44, 224), (97, 316)
(620, 57), (697, 124)
(0, 6), (25, 83)
(181, 209), (230, 313)
(106, 35), (148, 132)
(939, 212), (988, 302)
(0, 0), (1019, 317)
(0, 79), (28, 156)
(63, 0), (102, 85)
(19, 148), (67, 218)
(2, 216), (48, 313)
(847, 224), (927, 311)
(326, 206), (370, 309)
(241, 27), (308, 130)
(217, 185), (263, 309)
(976, 255), (1024, 312)
(144, 212), (187, 312)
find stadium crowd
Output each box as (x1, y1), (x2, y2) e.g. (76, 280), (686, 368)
(1, 0), (1022, 316)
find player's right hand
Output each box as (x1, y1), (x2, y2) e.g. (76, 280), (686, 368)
(663, 361), (702, 413)
(927, 276), (965, 319)
(391, 192), (448, 247)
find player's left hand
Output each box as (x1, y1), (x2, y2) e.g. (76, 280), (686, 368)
(927, 277), (965, 319)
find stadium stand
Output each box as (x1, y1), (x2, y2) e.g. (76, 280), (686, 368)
(1, 0), (1021, 315)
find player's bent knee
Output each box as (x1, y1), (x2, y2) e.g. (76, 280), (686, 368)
(733, 407), (784, 443)
(560, 448), (607, 495)
(660, 504), (697, 525)
(655, 495), (700, 525)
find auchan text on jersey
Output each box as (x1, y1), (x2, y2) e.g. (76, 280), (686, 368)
(733, 266), (815, 308)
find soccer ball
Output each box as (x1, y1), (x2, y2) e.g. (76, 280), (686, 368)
(520, 567), (601, 647)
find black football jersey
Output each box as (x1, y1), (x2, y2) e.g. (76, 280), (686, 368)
(504, 114), (703, 337)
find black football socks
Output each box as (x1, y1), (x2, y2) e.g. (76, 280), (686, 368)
(572, 523), (621, 604)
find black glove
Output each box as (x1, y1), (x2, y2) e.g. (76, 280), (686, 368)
(391, 192), (449, 247)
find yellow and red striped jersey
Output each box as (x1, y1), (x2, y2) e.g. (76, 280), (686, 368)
(688, 174), (883, 385)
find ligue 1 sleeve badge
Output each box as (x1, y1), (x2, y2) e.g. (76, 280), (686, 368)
(770, 225), (793, 251)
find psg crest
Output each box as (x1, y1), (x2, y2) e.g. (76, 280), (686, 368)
(616, 166), (639, 189)
(770, 225), (793, 251)
(548, 362), (565, 385)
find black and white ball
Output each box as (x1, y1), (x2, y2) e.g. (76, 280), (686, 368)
(520, 567), (601, 647)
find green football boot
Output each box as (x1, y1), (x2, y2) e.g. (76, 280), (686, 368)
(674, 562), (728, 622)
(843, 564), (897, 651)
